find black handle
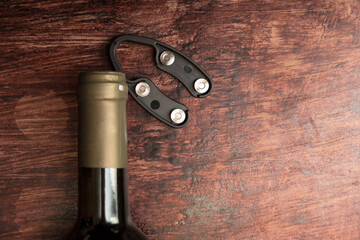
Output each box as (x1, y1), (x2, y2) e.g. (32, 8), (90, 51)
(109, 35), (213, 128)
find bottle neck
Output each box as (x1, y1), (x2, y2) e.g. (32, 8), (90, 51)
(78, 167), (132, 226)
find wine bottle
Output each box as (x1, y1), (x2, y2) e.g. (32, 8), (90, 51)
(65, 72), (149, 240)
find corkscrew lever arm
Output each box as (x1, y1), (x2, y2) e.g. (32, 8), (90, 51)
(109, 35), (213, 128)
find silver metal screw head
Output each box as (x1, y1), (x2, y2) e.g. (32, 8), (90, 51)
(194, 78), (210, 94)
(160, 51), (175, 66)
(135, 82), (150, 97)
(170, 109), (186, 124)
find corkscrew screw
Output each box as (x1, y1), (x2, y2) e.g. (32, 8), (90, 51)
(109, 35), (213, 128)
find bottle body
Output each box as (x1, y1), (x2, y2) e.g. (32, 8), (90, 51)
(66, 168), (148, 240)
(66, 72), (149, 240)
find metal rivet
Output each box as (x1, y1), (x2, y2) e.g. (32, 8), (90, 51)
(170, 109), (186, 124)
(194, 78), (210, 94)
(160, 51), (175, 66)
(135, 82), (150, 97)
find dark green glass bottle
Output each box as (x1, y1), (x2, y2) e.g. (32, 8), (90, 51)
(65, 72), (149, 240)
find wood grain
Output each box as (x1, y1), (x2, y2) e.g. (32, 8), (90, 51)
(1, 0), (360, 239)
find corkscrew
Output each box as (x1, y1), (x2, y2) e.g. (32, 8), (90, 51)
(109, 35), (213, 128)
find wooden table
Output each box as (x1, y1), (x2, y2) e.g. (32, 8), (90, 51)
(1, 1), (359, 239)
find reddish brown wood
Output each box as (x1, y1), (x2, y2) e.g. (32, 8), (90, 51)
(1, 1), (360, 239)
